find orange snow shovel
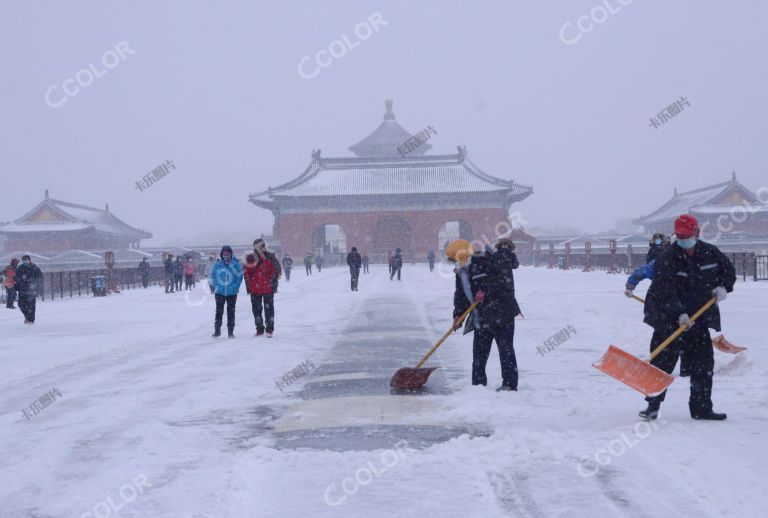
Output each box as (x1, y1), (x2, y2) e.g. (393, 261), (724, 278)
(390, 298), (481, 390)
(629, 295), (745, 354)
(594, 298), (717, 397)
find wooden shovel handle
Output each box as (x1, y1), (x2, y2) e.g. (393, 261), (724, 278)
(414, 300), (480, 369)
(631, 294), (646, 304)
(649, 297), (717, 361)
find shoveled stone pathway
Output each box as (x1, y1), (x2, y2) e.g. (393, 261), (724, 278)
(272, 294), (489, 451)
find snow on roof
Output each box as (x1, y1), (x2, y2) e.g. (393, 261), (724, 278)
(250, 153), (532, 202)
(634, 176), (760, 225)
(0, 196), (151, 239)
(348, 99), (431, 158)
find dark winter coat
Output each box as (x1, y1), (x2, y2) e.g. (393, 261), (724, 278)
(347, 251), (362, 270)
(282, 256), (294, 270)
(172, 259), (184, 276)
(453, 252), (520, 327)
(304, 255), (313, 267)
(315, 256), (324, 266)
(494, 248), (521, 311)
(138, 260), (150, 276)
(644, 240), (736, 332)
(164, 258), (174, 274)
(244, 255), (277, 295)
(14, 261), (43, 294)
(391, 252), (403, 269)
(264, 251), (281, 293)
(646, 243), (665, 263)
(362, 255), (369, 266)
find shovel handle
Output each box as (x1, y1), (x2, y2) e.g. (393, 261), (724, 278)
(631, 294), (645, 304)
(649, 297), (717, 361)
(414, 299), (480, 369)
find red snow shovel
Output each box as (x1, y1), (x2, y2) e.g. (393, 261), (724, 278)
(390, 296), (482, 390)
(629, 295), (745, 354)
(594, 298), (717, 397)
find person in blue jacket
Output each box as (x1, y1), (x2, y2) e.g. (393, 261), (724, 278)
(209, 245), (243, 338)
(624, 260), (655, 297)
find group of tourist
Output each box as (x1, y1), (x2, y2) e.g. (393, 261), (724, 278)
(2, 255), (43, 324)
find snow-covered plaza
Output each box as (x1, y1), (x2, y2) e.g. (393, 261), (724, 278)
(2, 265), (766, 517)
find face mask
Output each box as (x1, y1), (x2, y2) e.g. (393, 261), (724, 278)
(654, 238), (662, 245)
(677, 237), (697, 250)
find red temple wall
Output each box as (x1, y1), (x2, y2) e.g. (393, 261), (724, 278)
(275, 208), (511, 257)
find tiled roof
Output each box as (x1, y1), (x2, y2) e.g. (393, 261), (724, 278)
(0, 197), (151, 239)
(348, 99), (430, 158)
(633, 176), (761, 225)
(250, 151), (532, 203)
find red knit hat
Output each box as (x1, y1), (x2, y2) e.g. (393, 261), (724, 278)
(674, 214), (699, 236)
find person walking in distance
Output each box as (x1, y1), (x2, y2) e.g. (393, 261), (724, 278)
(183, 257), (196, 290)
(282, 253), (293, 281)
(164, 253), (175, 293)
(138, 257), (151, 288)
(209, 246), (243, 338)
(14, 255), (43, 324)
(347, 246), (362, 291)
(173, 256), (184, 292)
(4, 258), (19, 308)
(639, 214), (735, 421)
(362, 253), (370, 274)
(390, 248), (403, 281)
(304, 252), (313, 276)
(244, 245), (278, 337)
(427, 250), (436, 272)
(315, 254), (324, 273)
(387, 250), (393, 276)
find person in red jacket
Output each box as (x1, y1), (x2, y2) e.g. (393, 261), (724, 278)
(4, 258), (19, 309)
(244, 245), (277, 337)
(183, 258), (196, 290)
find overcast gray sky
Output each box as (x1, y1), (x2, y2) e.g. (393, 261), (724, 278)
(2, 1), (766, 245)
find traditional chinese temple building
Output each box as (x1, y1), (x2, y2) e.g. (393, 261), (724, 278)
(249, 100), (533, 258)
(633, 173), (768, 238)
(0, 191), (152, 254)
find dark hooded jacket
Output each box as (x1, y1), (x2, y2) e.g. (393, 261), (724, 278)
(453, 251), (521, 328)
(644, 240), (736, 331)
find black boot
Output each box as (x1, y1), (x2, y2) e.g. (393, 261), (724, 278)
(692, 411), (727, 421)
(212, 330), (221, 337)
(639, 400), (661, 420)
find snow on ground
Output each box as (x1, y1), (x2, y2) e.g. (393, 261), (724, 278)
(1, 264), (767, 517)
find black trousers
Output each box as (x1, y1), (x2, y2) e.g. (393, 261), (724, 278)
(141, 275), (149, 288)
(305, 264), (312, 275)
(646, 323), (714, 416)
(165, 273), (174, 293)
(390, 267), (401, 280)
(250, 293), (274, 332)
(174, 274), (183, 291)
(350, 267), (360, 291)
(18, 292), (36, 323)
(317, 264), (322, 272)
(363, 263), (369, 273)
(429, 261), (435, 272)
(472, 321), (518, 387)
(214, 294), (237, 332)
(285, 268), (291, 281)
(6, 286), (17, 308)
(184, 274), (194, 289)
